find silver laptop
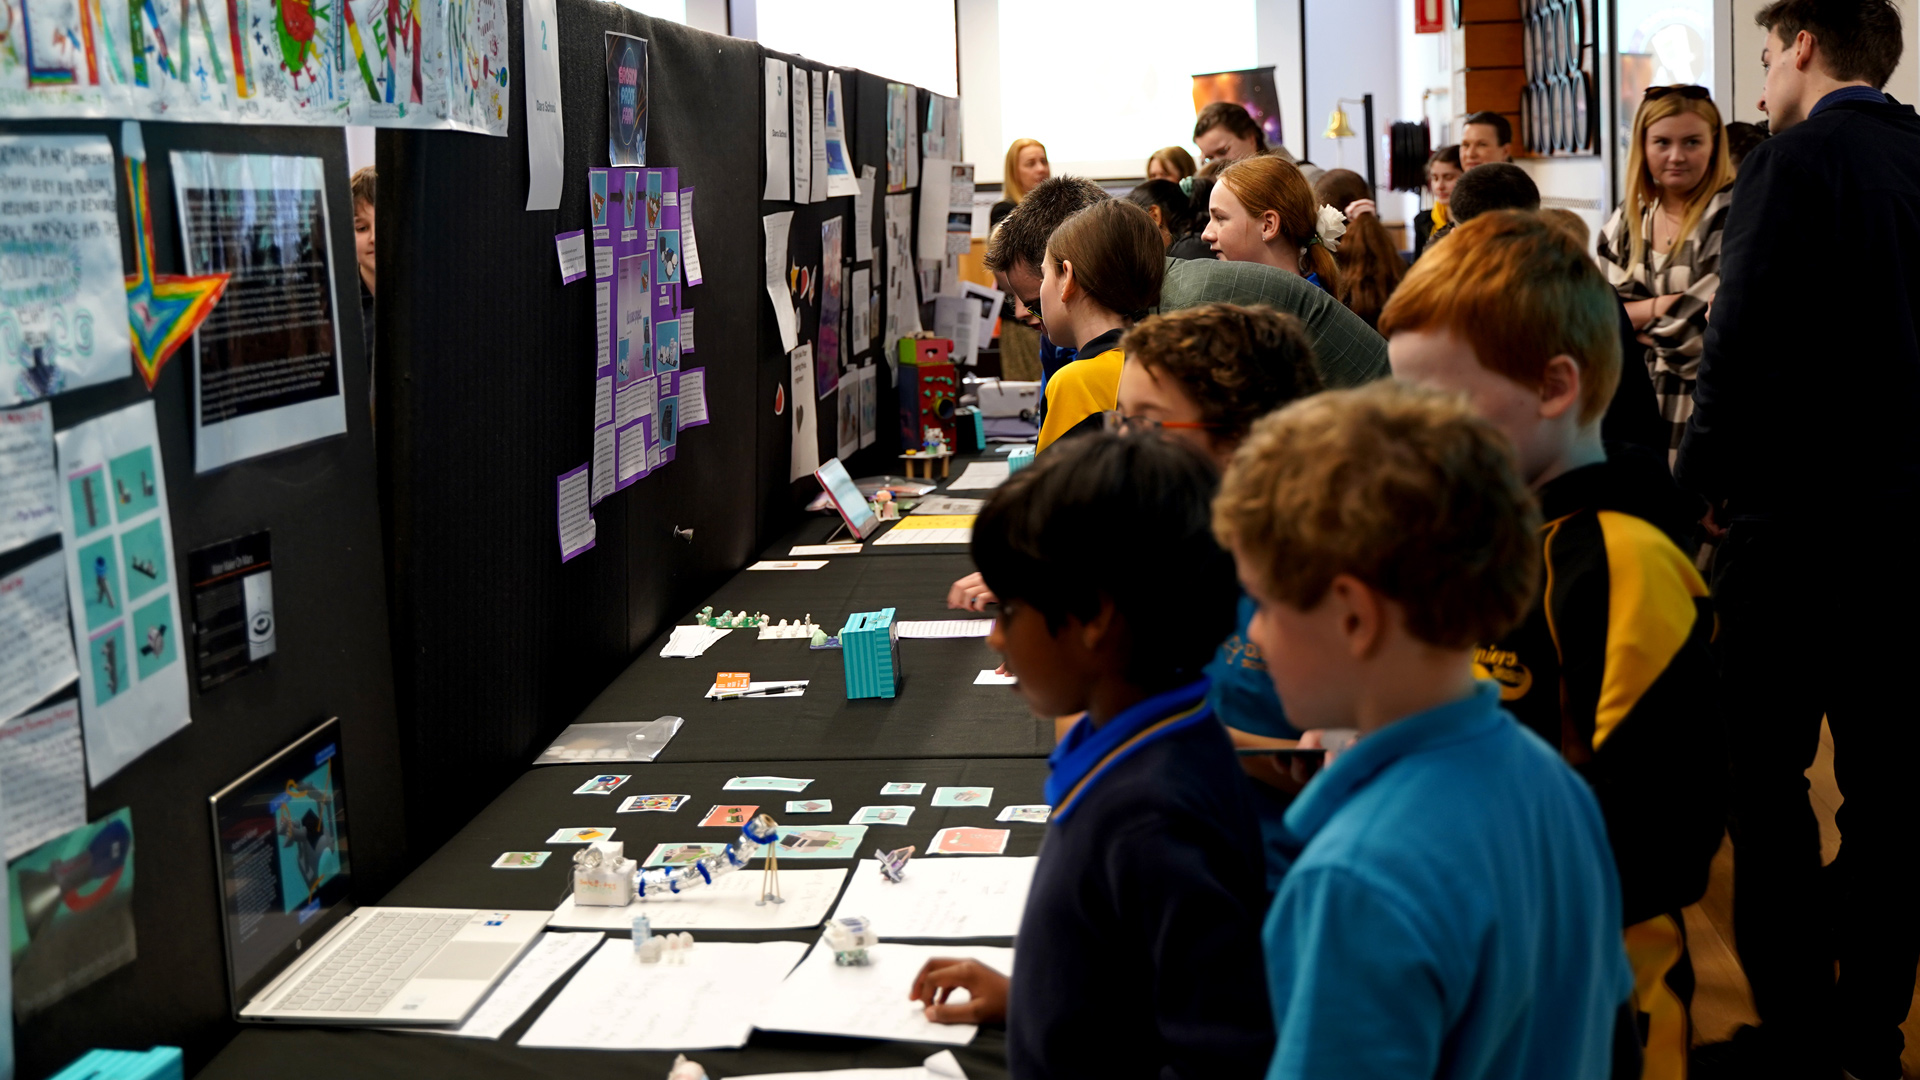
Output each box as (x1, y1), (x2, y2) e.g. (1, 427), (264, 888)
(210, 719), (549, 1025)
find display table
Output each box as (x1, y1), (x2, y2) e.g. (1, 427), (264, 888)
(200, 757), (1047, 1079)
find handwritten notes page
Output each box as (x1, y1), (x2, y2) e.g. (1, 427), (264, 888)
(757, 941), (1014, 1046)
(520, 939), (807, 1050)
(831, 857), (1035, 939)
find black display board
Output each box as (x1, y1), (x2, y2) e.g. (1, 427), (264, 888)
(0, 120), (404, 1078)
(381, 10), (939, 850)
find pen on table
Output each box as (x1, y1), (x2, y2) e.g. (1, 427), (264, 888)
(713, 681), (808, 700)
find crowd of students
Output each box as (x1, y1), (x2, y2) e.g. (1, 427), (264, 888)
(922, 0), (1920, 1077)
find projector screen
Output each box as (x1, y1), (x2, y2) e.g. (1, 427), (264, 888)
(757, 0), (961, 98)
(997, 0), (1257, 179)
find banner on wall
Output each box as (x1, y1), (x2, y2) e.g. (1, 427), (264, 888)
(0, 0), (511, 134)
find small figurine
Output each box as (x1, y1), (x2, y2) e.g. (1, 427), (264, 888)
(696, 605), (715, 626)
(573, 842), (636, 906)
(634, 914), (664, 962)
(822, 916), (878, 966)
(809, 626), (829, 647)
(872, 489), (898, 520)
(666, 1055), (709, 1080)
(876, 845), (915, 883)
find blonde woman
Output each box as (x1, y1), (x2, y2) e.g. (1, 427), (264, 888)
(991, 139), (1051, 224)
(1596, 85), (1734, 463)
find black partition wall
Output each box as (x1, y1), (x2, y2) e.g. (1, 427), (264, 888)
(0, 120), (405, 1078)
(379, 11), (930, 848)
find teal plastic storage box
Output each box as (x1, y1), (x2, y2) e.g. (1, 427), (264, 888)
(51, 1047), (183, 1080)
(1007, 446), (1035, 473)
(841, 608), (901, 699)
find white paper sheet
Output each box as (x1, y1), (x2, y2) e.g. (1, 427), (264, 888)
(56, 402), (190, 784)
(850, 268), (872, 353)
(823, 72), (861, 198)
(558, 463), (596, 561)
(0, 701), (86, 860)
(757, 942), (1014, 1046)
(790, 344), (820, 481)
(660, 624), (731, 658)
(945, 461), (1011, 491)
(748, 560), (826, 571)
(400, 931), (603, 1039)
(520, 939), (808, 1050)
(521, 0), (564, 210)
(0, 403), (60, 554)
(895, 620), (993, 639)
(809, 69), (828, 204)
(789, 544), (861, 556)
(791, 66), (812, 205)
(857, 365), (878, 448)
(731, 1049), (970, 1080)
(871, 520), (972, 546)
(909, 496), (985, 516)
(0, 553), (79, 723)
(0, 137), (131, 407)
(974, 670), (1017, 686)
(765, 211), (800, 352)
(680, 188), (705, 286)
(764, 59), (792, 201)
(704, 680), (809, 699)
(549, 867), (848, 931)
(855, 166), (877, 263)
(591, 425), (616, 504)
(832, 857), (1034, 939)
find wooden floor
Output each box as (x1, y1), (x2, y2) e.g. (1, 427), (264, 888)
(1683, 721), (1920, 1075)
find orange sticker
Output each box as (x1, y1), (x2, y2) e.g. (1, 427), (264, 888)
(716, 672), (752, 690)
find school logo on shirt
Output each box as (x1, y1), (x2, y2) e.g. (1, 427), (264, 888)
(1473, 646), (1533, 700)
(1220, 633), (1268, 672)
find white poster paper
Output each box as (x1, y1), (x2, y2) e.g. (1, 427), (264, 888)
(764, 59), (792, 201)
(855, 165), (877, 263)
(520, 939), (808, 1051)
(959, 280), (1004, 354)
(934, 296), (979, 369)
(681, 309), (695, 353)
(764, 211), (799, 352)
(789, 345), (819, 481)
(591, 425), (616, 504)
(521, 0), (565, 210)
(824, 72), (860, 198)
(0, 136), (131, 406)
(850, 269), (871, 354)
(791, 65), (812, 205)
(831, 857), (1035, 938)
(558, 463), (596, 561)
(679, 188), (705, 286)
(809, 68), (828, 204)
(0, 701), (86, 860)
(678, 369), (709, 427)
(0, 552), (79, 723)
(56, 401), (190, 783)
(1, 403), (61, 553)
(758, 942), (1014, 1046)
(172, 151), (348, 473)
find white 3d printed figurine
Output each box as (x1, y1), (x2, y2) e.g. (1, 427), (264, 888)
(822, 916), (878, 966)
(573, 842), (636, 906)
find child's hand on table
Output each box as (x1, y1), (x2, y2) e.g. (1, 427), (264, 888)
(909, 957), (1010, 1024)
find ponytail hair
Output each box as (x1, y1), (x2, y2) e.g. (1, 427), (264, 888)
(1313, 168), (1405, 328)
(1219, 156), (1342, 296)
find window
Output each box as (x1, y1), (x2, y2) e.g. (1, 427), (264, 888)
(756, 0), (960, 98)
(611, 0), (686, 20)
(997, 0), (1256, 178)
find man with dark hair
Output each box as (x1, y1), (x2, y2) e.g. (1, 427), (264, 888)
(985, 176), (1386, 392)
(1438, 169), (1670, 464)
(1459, 110), (1515, 168)
(1679, 2), (1920, 1076)
(1445, 162), (1539, 223)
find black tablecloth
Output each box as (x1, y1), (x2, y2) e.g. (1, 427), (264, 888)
(201, 758), (1050, 1080)
(570, 551), (1049, 763)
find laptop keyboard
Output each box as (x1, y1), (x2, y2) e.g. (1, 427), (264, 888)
(275, 913), (467, 1013)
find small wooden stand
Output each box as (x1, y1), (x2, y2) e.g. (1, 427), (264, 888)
(757, 846), (784, 905)
(899, 450), (952, 479)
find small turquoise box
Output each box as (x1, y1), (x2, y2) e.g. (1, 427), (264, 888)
(1007, 445), (1035, 473)
(841, 608), (900, 699)
(51, 1047), (184, 1080)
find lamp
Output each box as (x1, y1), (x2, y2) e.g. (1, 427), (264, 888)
(1323, 94), (1377, 192)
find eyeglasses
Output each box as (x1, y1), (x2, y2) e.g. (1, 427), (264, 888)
(1100, 411), (1220, 436)
(1644, 84), (1712, 102)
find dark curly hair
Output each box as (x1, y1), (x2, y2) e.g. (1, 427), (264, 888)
(1119, 303), (1324, 448)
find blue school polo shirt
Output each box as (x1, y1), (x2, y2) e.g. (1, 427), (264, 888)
(1262, 682), (1630, 1080)
(1009, 678), (1273, 1079)
(1205, 591), (1300, 892)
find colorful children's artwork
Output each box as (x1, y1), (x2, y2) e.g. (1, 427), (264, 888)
(929, 827), (1010, 855)
(879, 782), (925, 796)
(850, 805), (914, 826)
(785, 799), (833, 814)
(6, 808), (137, 1019)
(931, 786), (993, 807)
(618, 794), (689, 813)
(545, 827), (616, 843)
(769, 824), (868, 859)
(698, 804), (758, 828)
(996, 805), (1053, 824)
(604, 32), (647, 166)
(573, 774), (631, 795)
(590, 170), (610, 227)
(493, 851), (552, 869)
(645, 171), (663, 231)
(658, 229), (682, 284)
(723, 776), (813, 792)
(654, 319), (681, 373)
(642, 842), (725, 867)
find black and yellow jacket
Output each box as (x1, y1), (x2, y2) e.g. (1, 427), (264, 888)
(1475, 457), (1726, 926)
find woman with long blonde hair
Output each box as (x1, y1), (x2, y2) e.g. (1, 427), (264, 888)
(1596, 85), (1734, 463)
(999, 139), (1050, 205)
(1203, 156), (1342, 296)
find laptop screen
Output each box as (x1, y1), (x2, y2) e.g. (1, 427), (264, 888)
(209, 719), (355, 1009)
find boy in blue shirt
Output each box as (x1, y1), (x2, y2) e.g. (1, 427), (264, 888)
(1212, 381), (1632, 1080)
(909, 433), (1273, 1079)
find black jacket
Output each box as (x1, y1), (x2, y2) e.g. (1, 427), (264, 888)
(1678, 96), (1920, 514)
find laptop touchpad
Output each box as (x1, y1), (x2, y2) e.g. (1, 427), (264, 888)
(416, 942), (522, 981)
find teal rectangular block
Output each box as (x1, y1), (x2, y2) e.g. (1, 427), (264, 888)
(841, 608), (900, 699)
(1007, 446), (1035, 473)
